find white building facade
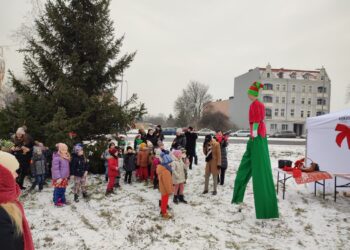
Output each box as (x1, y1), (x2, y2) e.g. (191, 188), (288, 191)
(230, 64), (331, 136)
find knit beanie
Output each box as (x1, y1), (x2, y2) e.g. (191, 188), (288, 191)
(176, 128), (183, 134)
(247, 81), (264, 97)
(16, 127), (26, 135)
(139, 143), (147, 150)
(73, 145), (83, 154)
(172, 150), (182, 159)
(0, 151), (19, 173)
(109, 148), (118, 156)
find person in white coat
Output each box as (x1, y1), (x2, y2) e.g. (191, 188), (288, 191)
(171, 150), (188, 204)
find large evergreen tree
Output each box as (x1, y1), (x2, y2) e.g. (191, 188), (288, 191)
(1, 0), (145, 145)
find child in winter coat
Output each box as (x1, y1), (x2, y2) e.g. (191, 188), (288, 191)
(106, 147), (119, 195)
(101, 142), (114, 182)
(70, 145), (89, 202)
(157, 152), (174, 219)
(30, 146), (47, 191)
(171, 150), (188, 204)
(152, 148), (162, 189)
(137, 143), (150, 182)
(51, 143), (71, 207)
(123, 146), (136, 184)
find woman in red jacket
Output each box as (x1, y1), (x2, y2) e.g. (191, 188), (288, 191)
(106, 147), (119, 195)
(0, 151), (34, 250)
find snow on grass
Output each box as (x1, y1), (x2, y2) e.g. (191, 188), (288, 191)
(22, 142), (349, 250)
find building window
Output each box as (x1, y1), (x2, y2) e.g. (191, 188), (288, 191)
(264, 83), (273, 90)
(266, 108), (272, 119)
(302, 86), (306, 92)
(278, 72), (283, 78)
(263, 96), (273, 103)
(282, 85), (286, 91)
(301, 98), (305, 105)
(281, 109), (285, 117)
(316, 111), (325, 116)
(270, 124), (277, 130)
(321, 76), (324, 80)
(282, 97), (286, 104)
(275, 96), (279, 103)
(308, 98), (311, 105)
(307, 111), (311, 117)
(276, 84), (280, 91)
(317, 86), (327, 93)
(290, 72), (296, 79)
(292, 85), (296, 91)
(290, 109), (294, 117)
(303, 73), (310, 80)
(282, 124), (288, 131)
(291, 97), (295, 104)
(317, 98), (326, 105)
(274, 109), (279, 116)
(301, 110), (304, 118)
(267, 73), (270, 78)
(309, 86), (312, 92)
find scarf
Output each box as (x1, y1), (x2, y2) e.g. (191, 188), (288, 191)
(205, 144), (213, 162)
(0, 164), (34, 250)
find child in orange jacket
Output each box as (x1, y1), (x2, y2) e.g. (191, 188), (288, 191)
(157, 151), (174, 219)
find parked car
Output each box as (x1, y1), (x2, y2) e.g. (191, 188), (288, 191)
(162, 127), (177, 135)
(271, 131), (297, 138)
(231, 130), (251, 137)
(197, 128), (215, 136)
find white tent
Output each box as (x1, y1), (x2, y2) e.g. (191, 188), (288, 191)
(306, 109), (350, 178)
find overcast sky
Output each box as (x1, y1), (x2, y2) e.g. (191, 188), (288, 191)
(1, 0), (349, 116)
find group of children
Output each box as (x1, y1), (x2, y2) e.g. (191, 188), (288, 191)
(99, 130), (190, 219)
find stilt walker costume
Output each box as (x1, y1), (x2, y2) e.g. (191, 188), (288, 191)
(232, 81), (279, 219)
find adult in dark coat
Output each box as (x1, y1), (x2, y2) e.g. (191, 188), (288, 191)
(185, 126), (198, 170)
(215, 131), (229, 185)
(154, 125), (165, 142)
(146, 128), (158, 147)
(11, 127), (34, 190)
(171, 128), (186, 150)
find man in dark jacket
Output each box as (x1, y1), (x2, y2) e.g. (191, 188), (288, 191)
(215, 131), (229, 185)
(154, 125), (165, 142)
(171, 128), (186, 150)
(146, 128), (158, 147)
(185, 126), (198, 170)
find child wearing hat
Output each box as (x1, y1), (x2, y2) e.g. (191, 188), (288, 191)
(171, 150), (188, 204)
(51, 143), (71, 207)
(29, 146), (47, 192)
(106, 147), (119, 195)
(157, 152), (174, 219)
(137, 143), (150, 182)
(123, 146), (136, 184)
(70, 145), (89, 202)
(232, 81), (279, 219)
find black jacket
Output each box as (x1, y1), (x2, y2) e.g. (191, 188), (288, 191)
(146, 134), (158, 147)
(185, 131), (198, 156)
(123, 153), (136, 172)
(0, 206), (24, 250)
(171, 135), (187, 150)
(70, 154), (89, 177)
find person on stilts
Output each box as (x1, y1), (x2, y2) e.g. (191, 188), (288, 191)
(232, 81), (279, 220)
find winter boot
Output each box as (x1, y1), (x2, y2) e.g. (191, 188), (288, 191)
(173, 195), (179, 204)
(74, 194), (79, 202)
(82, 192), (88, 199)
(194, 155), (198, 165)
(212, 191), (217, 196)
(202, 190), (208, 194)
(162, 212), (173, 220)
(179, 195), (188, 204)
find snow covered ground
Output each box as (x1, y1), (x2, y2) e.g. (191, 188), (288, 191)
(21, 142), (350, 250)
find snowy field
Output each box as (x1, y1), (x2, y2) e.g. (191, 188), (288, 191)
(21, 142), (350, 250)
